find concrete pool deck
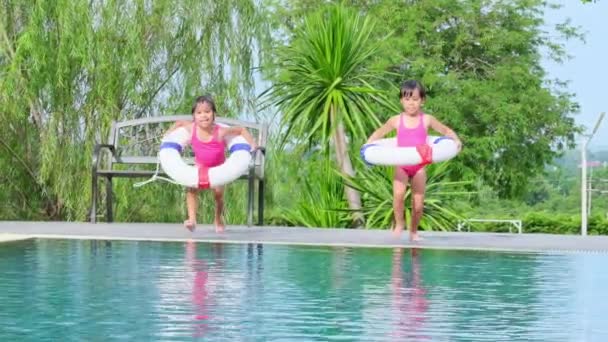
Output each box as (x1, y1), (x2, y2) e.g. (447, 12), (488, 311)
(0, 233), (33, 242)
(1, 221), (608, 253)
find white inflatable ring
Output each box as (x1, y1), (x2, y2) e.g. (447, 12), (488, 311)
(360, 136), (459, 166)
(159, 125), (252, 189)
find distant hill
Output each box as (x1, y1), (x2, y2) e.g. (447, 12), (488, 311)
(590, 144), (608, 153)
(553, 147), (608, 174)
(590, 150), (608, 162)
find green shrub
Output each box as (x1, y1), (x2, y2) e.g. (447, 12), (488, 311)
(463, 211), (608, 235)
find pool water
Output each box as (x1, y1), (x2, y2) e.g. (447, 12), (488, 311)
(1, 239), (607, 341)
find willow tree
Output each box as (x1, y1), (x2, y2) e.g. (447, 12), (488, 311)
(263, 4), (392, 226)
(0, 0), (269, 220)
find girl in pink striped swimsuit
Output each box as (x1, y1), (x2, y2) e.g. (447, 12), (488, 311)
(366, 80), (461, 241)
(169, 95), (257, 233)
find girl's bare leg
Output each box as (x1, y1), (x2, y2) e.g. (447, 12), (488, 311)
(409, 169), (427, 241)
(393, 167), (409, 237)
(213, 186), (225, 233)
(185, 188), (198, 231)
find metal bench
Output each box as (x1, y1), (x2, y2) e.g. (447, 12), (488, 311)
(90, 115), (267, 226)
(457, 219), (523, 234)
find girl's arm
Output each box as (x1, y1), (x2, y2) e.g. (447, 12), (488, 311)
(166, 120), (191, 133)
(164, 121), (192, 146)
(366, 117), (397, 144)
(428, 115), (462, 149)
(221, 126), (258, 149)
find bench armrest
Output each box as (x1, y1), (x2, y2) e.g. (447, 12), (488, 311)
(252, 146), (266, 155)
(249, 146), (266, 180)
(92, 144), (116, 174)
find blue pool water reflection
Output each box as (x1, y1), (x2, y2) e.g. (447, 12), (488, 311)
(0, 239), (607, 341)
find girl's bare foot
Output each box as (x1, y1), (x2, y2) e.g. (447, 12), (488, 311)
(214, 218), (225, 233)
(184, 219), (196, 232)
(409, 233), (423, 242)
(393, 225), (404, 237)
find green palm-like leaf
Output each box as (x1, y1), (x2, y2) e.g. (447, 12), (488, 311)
(340, 161), (474, 230)
(279, 159), (350, 228)
(262, 4), (398, 224)
(264, 4), (393, 148)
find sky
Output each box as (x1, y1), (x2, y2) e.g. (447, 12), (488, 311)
(542, 0), (608, 149)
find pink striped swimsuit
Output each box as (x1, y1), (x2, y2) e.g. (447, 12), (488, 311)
(191, 124), (226, 168)
(397, 113), (431, 177)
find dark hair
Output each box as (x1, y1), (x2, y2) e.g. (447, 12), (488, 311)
(399, 80), (426, 99)
(191, 95), (217, 115)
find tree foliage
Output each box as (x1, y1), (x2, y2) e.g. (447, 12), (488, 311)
(266, 0), (582, 198)
(0, 0), (269, 220)
(0, 0), (590, 230)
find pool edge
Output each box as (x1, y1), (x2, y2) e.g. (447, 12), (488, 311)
(0, 233), (34, 243)
(18, 233), (604, 255)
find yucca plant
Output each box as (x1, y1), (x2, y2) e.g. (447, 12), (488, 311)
(263, 4), (394, 225)
(341, 161), (473, 230)
(279, 158), (350, 228)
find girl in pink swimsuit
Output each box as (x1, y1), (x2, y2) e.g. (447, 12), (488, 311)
(397, 110), (430, 178)
(168, 95), (258, 233)
(366, 80), (461, 241)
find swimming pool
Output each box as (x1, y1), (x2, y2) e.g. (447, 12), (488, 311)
(1, 239), (606, 341)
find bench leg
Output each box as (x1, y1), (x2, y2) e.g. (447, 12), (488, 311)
(106, 176), (114, 222)
(257, 179), (264, 226)
(91, 173), (98, 223)
(247, 170), (255, 227)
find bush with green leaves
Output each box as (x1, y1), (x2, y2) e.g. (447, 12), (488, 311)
(343, 161), (472, 230)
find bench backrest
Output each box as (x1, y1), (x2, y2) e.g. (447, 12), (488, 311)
(106, 115), (267, 173)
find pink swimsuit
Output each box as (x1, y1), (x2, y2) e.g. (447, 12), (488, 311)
(397, 113), (431, 177)
(191, 124), (226, 167)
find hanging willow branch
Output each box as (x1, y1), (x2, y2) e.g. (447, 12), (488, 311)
(0, 0), (270, 220)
